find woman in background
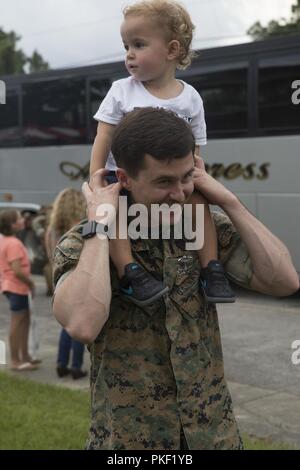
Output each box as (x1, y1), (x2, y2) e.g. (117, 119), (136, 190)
(46, 188), (88, 380)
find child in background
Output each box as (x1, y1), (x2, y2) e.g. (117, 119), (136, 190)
(0, 209), (40, 370)
(90, 0), (235, 305)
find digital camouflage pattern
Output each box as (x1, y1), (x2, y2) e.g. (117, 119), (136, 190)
(53, 212), (253, 450)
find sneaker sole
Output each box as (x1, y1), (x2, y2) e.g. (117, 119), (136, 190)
(123, 286), (169, 307)
(199, 281), (236, 304)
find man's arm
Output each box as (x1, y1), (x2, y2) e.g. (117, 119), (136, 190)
(222, 197), (299, 296)
(52, 235), (111, 344)
(193, 157), (299, 297)
(53, 170), (121, 343)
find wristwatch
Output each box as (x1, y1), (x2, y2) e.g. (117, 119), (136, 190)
(81, 220), (108, 239)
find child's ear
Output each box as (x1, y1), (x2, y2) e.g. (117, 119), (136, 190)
(116, 168), (132, 190)
(167, 40), (181, 60)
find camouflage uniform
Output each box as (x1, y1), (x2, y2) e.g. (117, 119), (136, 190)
(53, 212), (253, 450)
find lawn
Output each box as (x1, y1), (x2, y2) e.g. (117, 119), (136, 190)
(0, 371), (294, 450)
(0, 371), (90, 450)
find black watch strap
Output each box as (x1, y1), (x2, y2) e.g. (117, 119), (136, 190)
(81, 220), (108, 239)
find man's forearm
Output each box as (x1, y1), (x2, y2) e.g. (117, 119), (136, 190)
(53, 235), (111, 343)
(222, 196), (299, 296)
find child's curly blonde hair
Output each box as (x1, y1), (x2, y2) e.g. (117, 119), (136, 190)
(123, 0), (196, 70)
(49, 188), (86, 237)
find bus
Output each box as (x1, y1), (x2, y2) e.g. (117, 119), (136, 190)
(0, 34), (300, 271)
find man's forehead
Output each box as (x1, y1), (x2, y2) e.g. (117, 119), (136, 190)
(142, 153), (194, 179)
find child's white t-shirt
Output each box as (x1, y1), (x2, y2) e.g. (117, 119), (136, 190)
(94, 76), (207, 170)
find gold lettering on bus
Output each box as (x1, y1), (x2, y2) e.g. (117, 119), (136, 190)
(205, 162), (270, 180)
(60, 161), (89, 180)
(59, 161), (270, 181)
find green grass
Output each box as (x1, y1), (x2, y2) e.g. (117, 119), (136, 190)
(0, 371), (295, 450)
(243, 435), (294, 450)
(0, 371), (90, 450)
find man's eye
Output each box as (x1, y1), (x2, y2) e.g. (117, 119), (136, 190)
(158, 180), (169, 185)
(135, 42), (144, 48)
(124, 45), (129, 51)
(183, 172), (194, 181)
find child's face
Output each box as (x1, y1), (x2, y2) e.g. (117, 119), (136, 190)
(121, 15), (172, 82)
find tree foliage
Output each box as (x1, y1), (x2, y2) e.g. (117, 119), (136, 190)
(247, 0), (300, 40)
(0, 27), (49, 75)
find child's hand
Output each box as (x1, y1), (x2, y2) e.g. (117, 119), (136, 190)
(82, 169), (121, 226)
(194, 155), (205, 170)
(193, 156), (236, 209)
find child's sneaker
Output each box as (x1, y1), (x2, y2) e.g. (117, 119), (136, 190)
(199, 260), (236, 303)
(120, 263), (169, 306)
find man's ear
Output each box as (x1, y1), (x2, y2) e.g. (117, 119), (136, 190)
(116, 168), (132, 190)
(167, 40), (181, 61)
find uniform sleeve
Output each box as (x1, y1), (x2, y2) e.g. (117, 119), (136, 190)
(190, 88), (207, 146)
(93, 81), (124, 125)
(52, 223), (85, 288)
(213, 211), (254, 289)
(6, 239), (25, 263)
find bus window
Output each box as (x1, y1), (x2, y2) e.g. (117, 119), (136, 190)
(258, 60), (300, 135)
(187, 68), (248, 138)
(0, 88), (21, 148)
(88, 78), (110, 142)
(22, 77), (87, 146)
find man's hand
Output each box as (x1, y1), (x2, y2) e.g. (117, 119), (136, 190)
(193, 156), (236, 210)
(82, 169), (121, 225)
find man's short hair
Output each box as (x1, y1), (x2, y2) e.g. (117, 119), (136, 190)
(111, 107), (195, 178)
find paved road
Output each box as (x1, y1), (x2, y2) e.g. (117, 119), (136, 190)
(217, 288), (300, 447)
(1, 276), (300, 447)
(218, 288), (300, 396)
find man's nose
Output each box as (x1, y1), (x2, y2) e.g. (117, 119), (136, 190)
(169, 184), (186, 203)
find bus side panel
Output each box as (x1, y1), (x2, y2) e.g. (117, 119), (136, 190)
(203, 135), (300, 272)
(0, 145), (91, 205)
(202, 135), (300, 194)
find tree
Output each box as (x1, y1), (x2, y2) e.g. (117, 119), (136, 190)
(247, 0), (300, 40)
(0, 29), (27, 75)
(0, 27), (49, 75)
(27, 50), (49, 74)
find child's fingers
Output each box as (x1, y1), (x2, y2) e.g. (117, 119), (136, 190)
(82, 181), (92, 199)
(89, 169), (109, 188)
(194, 156), (205, 171)
(110, 181), (122, 193)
